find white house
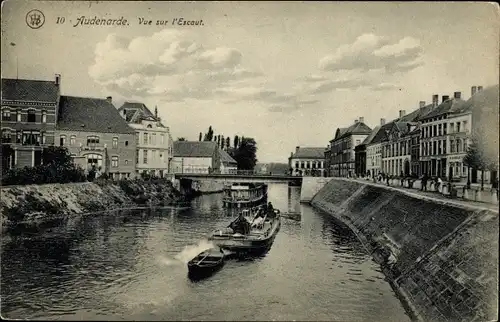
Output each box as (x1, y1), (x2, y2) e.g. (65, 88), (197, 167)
(288, 146), (326, 177)
(172, 141), (237, 174)
(118, 102), (173, 178)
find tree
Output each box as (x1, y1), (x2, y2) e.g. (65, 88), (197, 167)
(198, 132), (202, 141)
(204, 126), (214, 141)
(42, 146), (73, 168)
(217, 135), (221, 146)
(177, 137), (186, 141)
(226, 137), (231, 149)
(221, 135), (225, 150)
(233, 137), (258, 170)
(234, 135), (239, 149)
(463, 137), (488, 190)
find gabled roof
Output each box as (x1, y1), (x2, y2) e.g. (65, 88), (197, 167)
(360, 126), (381, 145)
(397, 103), (435, 122)
(333, 122), (372, 141)
(394, 121), (419, 137)
(291, 147), (326, 159)
(220, 149), (237, 164)
(369, 123), (392, 145)
(420, 98), (466, 120)
(173, 141), (218, 158)
(57, 96), (135, 134)
(118, 102), (162, 125)
(1, 78), (59, 102)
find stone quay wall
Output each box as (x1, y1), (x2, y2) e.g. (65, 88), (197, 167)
(310, 178), (498, 322)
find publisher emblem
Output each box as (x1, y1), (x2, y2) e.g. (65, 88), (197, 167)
(26, 9), (45, 29)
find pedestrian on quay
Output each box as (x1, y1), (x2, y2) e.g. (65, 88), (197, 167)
(421, 173), (428, 191)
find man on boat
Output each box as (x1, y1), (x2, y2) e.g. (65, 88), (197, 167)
(229, 212), (251, 234)
(266, 202), (276, 218)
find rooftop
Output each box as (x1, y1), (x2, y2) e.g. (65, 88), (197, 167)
(360, 125), (381, 145)
(173, 141), (219, 158)
(220, 149), (237, 164)
(1, 78), (59, 102)
(333, 121), (372, 141)
(290, 147), (326, 159)
(118, 102), (164, 126)
(420, 98), (467, 120)
(57, 96), (135, 134)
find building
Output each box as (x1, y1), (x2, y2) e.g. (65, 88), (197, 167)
(220, 149), (238, 174)
(380, 110), (419, 177)
(56, 95), (136, 179)
(363, 122), (385, 177)
(324, 148), (331, 176)
(1, 75), (61, 169)
(469, 84), (499, 184)
(117, 102), (174, 178)
(288, 146), (326, 177)
(419, 92), (466, 178)
(172, 141), (237, 174)
(354, 143), (366, 177)
(327, 117), (372, 177)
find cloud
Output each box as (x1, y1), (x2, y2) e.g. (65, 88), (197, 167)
(371, 83), (402, 91)
(319, 34), (423, 74)
(89, 30), (263, 101)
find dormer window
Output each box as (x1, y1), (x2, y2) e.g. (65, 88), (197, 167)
(147, 124), (153, 128)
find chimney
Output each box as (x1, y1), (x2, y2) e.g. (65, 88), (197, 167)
(432, 94), (439, 107)
(106, 96), (112, 104)
(442, 95), (449, 103)
(399, 110), (406, 118)
(295, 146), (299, 153)
(477, 86), (483, 92)
(454, 91), (461, 99)
(419, 101), (426, 109)
(359, 117), (364, 123)
(471, 86), (477, 96)
(380, 118), (386, 126)
(55, 74), (61, 86)
(354, 119), (359, 123)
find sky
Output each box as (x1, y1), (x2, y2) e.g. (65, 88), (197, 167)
(1, 1), (499, 163)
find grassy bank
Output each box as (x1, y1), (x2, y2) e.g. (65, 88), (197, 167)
(0, 178), (187, 231)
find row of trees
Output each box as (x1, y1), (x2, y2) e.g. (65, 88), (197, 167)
(198, 126), (258, 170)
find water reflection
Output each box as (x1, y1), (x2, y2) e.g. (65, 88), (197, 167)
(1, 183), (409, 321)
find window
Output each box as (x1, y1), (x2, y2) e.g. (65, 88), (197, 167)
(443, 123), (447, 135)
(1, 129), (11, 143)
(147, 124), (152, 128)
(161, 134), (165, 145)
(27, 109), (36, 122)
(125, 160), (128, 165)
(60, 135), (66, 146)
(112, 137), (118, 149)
(41, 132), (46, 145)
(438, 124), (442, 136)
(301, 161), (304, 169)
(433, 125), (437, 137)
(87, 136), (99, 146)
(42, 110), (47, 123)
(143, 149), (148, 164)
(23, 131), (41, 145)
(86, 153), (103, 168)
(456, 139), (461, 153)
(2, 109), (11, 121)
(16, 132), (21, 144)
(136, 133), (140, 145)
(443, 140), (446, 154)
(125, 140), (129, 146)
(456, 122), (461, 133)
(450, 140), (455, 153)
(143, 133), (148, 145)
(463, 121), (468, 133)
(70, 136), (76, 146)
(136, 150), (139, 164)
(295, 161), (299, 169)
(111, 156), (119, 167)
(17, 111), (21, 122)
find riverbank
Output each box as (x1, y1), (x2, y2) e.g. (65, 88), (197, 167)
(0, 179), (187, 232)
(310, 178), (498, 322)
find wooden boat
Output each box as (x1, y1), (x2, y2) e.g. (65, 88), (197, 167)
(187, 247), (225, 279)
(222, 183), (268, 208)
(208, 208), (281, 256)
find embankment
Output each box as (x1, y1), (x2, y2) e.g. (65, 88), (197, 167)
(310, 178), (498, 322)
(0, 179), (186, 232)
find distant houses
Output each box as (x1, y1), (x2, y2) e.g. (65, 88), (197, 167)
(171, 141), (237, 174)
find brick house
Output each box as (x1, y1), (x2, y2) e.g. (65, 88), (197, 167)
(55, 96), (136, 179)
(1, 75), (61, 170)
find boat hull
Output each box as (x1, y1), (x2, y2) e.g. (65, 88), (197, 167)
(187, 261), (224, 280)
(209, 218), (281, 255)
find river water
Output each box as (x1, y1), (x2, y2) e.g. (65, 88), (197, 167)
(1, 183), (410, 321)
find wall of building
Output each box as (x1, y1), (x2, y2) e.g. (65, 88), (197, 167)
(130, 121), (172, 174)
(366, 142), (382, 176)
(310, 178), (498, 322)
(289, 157), (325, 176)
(171, 156), (213, 173)
(55, 130), (136, 178)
